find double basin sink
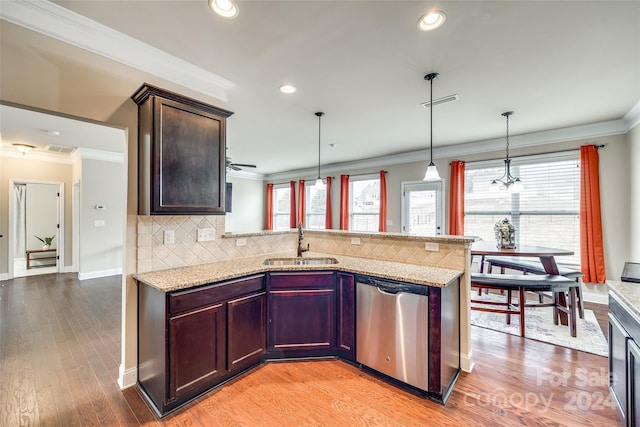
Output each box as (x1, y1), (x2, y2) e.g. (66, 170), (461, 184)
(263, 257), (339, 266)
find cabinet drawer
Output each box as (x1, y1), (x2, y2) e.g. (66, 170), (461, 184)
(269, 272), (334, 290)
(170, 275), (265, 314)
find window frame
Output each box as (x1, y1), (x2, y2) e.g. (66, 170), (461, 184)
(304, 182), (327, 230)
(400, 180), (444, 236)
(464, 150), (581, 266)
(348, 174), (380, 232)
(272, 183), (291, 231)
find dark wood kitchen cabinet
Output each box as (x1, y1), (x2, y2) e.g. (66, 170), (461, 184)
(336, 273), (355, 361)
(132, 83), (233, 215)
(267, 272), (335, 358)
(609, 290), (640, 426)
(137, 274), (265, 416)
(168, 301), (226, 402)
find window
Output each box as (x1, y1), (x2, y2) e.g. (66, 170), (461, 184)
(350, 175), (380, 232)
(401, 181), (444, 236)
(305, 184), (326, 229)
(273, 184), (291, 231)
(464, 152), (580, 265)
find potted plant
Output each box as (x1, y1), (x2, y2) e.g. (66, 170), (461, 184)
(35, 235), (55, 250)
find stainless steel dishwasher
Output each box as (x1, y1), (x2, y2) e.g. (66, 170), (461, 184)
(356, 275), (429, 392)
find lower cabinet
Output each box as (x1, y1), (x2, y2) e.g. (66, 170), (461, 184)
(267, 272), (336, 358)
(137, 274), (265, 416)
(336, 273), (356, 361)
(168, 302), (226, 402)
(609, 290), (640, 426)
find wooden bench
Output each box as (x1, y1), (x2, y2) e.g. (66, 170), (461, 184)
(26, 249), (57, 269)
(470, 273), (579, 337)
(483, 256), (585, 319)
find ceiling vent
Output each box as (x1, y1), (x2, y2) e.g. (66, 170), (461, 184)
(46, 145), (76, 154)
(421, 94), (459, 108)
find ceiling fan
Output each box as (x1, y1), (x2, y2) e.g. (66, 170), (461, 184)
(226, 156), (257, 172)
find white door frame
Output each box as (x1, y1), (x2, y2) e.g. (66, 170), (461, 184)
(72, 180), (80, 273)
(7, 179), (65, 278)
(400, 179), (445, 236)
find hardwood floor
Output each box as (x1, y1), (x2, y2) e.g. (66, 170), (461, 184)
(0, 274), (622, 426)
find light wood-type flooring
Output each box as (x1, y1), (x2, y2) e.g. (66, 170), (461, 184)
(0, 273), (622, 426)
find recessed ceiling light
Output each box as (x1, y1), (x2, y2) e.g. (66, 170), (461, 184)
(417, 10), (446, 31)
(279, 84), (297, 94)
(47, 130), (61, 136)
(208, 0), (239, 18)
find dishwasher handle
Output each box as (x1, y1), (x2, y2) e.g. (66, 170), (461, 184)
(365, 278), (411, 294)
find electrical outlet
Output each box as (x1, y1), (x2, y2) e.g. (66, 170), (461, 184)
(197, 228), (216, 242)
(164, 230), (175, 245)
(236, 238), (247, 247)
(351, 237), (361, 245)
(425, 242), (440, 252)
(94, 220), (105, 227)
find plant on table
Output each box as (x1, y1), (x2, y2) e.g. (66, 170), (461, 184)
(35, 235), (55, 250)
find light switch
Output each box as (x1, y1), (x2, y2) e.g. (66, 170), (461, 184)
(351, 237), (361, 245)
(425, 242), (440, 252)
(197, 228), (216, 242)
(94, 220), (105, 227)
(236, 238), (247, 247)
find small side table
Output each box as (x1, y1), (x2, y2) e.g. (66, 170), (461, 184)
(26, 249), (57, 269)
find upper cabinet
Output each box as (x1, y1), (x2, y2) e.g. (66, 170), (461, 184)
(132, 84), (234, 215)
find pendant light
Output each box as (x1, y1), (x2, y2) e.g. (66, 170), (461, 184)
(314, 112), (325, 189)
(423, 73), (441, 181)
(489, 111), (523, 193)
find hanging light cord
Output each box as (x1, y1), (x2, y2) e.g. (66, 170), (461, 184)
(430, 76), (434, 165)
(504, 112), (510, 162)
(316, 112), (323, 179)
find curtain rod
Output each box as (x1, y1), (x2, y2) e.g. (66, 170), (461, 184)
(269, 177), (336, 186)
(449, 145), (606, 165)
(345, 170), (387, 178)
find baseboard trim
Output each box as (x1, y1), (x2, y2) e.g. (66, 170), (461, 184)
(0, 273), (8, 281)
(581, 285), (609, 305)
(78, 268), (122, 280)
(460, 350), (474, 373)
(117, 364), (137, 390)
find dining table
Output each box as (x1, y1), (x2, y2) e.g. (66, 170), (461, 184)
(470, 240), (575, 325)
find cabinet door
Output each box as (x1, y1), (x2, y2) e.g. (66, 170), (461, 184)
(609, 313), (629, 421)
(628, 339), (640, 427)
(168, 302), (226, 402)
(336, 273), (355, 361)
(268, 289), (335, 356)
(228, 292), (266, 373)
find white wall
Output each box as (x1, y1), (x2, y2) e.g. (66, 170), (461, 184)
(630, 124), (640, 262)
(224, 176), (265, 233)
(79, 157), (125, 278)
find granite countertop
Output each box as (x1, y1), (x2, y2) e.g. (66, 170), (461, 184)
(608, 280), (640, 319)
(134, 252), (464, 292)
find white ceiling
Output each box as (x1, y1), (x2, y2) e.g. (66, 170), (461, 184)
(2, 1), (639, 175)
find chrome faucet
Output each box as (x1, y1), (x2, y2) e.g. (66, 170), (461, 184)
(297, 222), (309, 257)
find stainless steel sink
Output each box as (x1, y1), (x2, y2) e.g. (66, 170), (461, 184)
(263, 257), (339, 266)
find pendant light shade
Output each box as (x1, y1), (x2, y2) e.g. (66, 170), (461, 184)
(423, 73), (441, 181)
(490, 111), (523, 192)
(314, 112), (325, 189)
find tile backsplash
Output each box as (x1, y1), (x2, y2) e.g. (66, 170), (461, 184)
(136, 216), (295, 273)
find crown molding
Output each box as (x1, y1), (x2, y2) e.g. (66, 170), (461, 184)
(265, 116), (633, 182)
(624, 99), (640, 130)
(227, 169), (264, 180)
(0, 146), (74, 164)
(78, 148), (124, 163)
(0, 0), (235, 102)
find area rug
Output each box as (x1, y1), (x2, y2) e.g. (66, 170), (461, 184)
(470, 293), (608, 356)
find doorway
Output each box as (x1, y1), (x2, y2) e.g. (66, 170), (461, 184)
(401, 180), (444, 236)
(8, 180), (64, 278)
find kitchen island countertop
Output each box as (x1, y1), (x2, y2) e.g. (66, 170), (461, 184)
(608, 280), (640, 318)
(134, 252), (463, 292)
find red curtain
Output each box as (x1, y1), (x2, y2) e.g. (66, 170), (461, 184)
(339, 175), (350, 230)
(265, 183), (274, 230)
(325, 176), (333, 229)
(448, 160), (465, 235)
(289, 180), (297, 229)
(580, 145), (606, 283)
(379, 170), (387, 232)
(298, 180), (306, 228)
